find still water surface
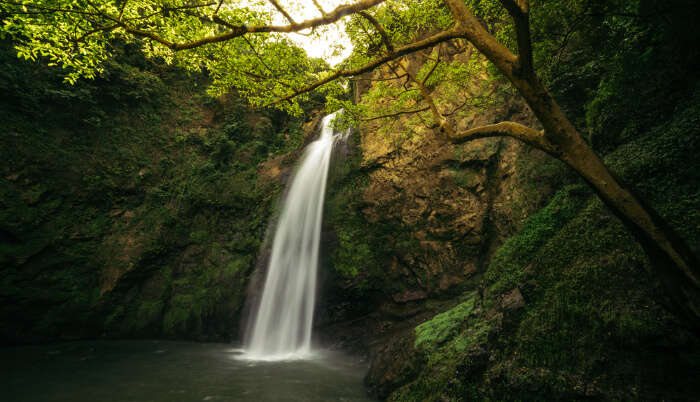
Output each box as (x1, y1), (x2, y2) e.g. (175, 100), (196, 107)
(2, 341), (373, 402)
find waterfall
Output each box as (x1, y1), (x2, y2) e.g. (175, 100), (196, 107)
(242, 112), (348, 361)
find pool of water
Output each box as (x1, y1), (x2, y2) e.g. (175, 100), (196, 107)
(1, 341), (374, 402)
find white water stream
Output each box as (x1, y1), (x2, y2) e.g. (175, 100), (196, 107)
(243, 112), (348, 361)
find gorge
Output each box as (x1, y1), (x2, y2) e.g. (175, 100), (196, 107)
(2, 0), (700, 401)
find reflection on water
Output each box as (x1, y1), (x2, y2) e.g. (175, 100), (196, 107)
(1, 341), (373, 402)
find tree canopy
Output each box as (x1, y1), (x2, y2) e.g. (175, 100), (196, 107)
(1, 0), (379, 114)
(0, 0), (509, 115)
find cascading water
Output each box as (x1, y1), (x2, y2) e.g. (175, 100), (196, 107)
(242, 112), (348, 361)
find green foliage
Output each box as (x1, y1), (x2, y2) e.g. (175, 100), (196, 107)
(345, 0), (453, 57)
(3, 1), (700, 398)
(332, 226), (373, 278)
(529, 0), (700, 153)
(325, 136), (382, 290)
(485, 184), (590, 296)
(390, 75), (700, 394)
(392, 12), (700, 392)
(344, 44), (496, 138)
(0, 0), (344, 115)
(603, 90), (700, 245)
(0, 0), (525, 119)
(474, 183), (699, 399)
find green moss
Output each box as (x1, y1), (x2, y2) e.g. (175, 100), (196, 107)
(332, 225), (373, 278)
(391, 86), (700, 399)
(388, 292), (494, 401)
(485, 184), (590, 296)
(325, 139), (386, 289)
(163, 294), (195, 334)
(223, 256), (252, 278)
(415, 294), (477, 350)
(604, 89), (700, 246)
(470, 112), (699, 397)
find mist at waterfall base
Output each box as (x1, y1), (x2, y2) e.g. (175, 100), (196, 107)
(3, 341), (372, 402)
(242, 112), (349, 361)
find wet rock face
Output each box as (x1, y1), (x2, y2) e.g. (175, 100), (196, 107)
(359, 134), (485, 296)
(318, 50), (565, 396)
(316, 111), (556, 396)
(348, 131), (554, 394)
(364, 329), (423, 399)
(339, 59), (546, 304)
(353, 128), (548, 302)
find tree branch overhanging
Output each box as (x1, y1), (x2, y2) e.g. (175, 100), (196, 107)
(39, 0), (388, 52)
(6, 0), (700, 332)
(352, 73), (407, 82)
(421, 57), (441, 85)
(449, 122), (558, 155)
(360, 106), (431, 121)
(267, 0), (297, 24)
(357, 11), (394, 52)
(311, 0), (328, 16)
(269, 28), (461, 106)
(442, 0), (700, 332)
(356, 11), (453, 135)
(200, 0), (388, 50)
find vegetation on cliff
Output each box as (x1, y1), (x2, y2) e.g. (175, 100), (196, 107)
(1, 0), (699, 400)
(348, 0), (700, 399)
(0, 40), (307, 343)
(4, 0), (698, 329)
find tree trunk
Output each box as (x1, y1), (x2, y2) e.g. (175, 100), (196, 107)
(444, 0), (700, 332)
(566, 131), (700, 333)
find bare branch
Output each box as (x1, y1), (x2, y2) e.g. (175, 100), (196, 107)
(270, 28), (461, 105)
(441, 95), (472, 116)
(357, 11), (393, 52)
(117, 0), (128, 21)
(311, 0), (328, 16)
(214, 0), (225, 14)
(267, 0), (297, 24)
(420, 57), (440, 85)
(172, 0), (384, 51)
(41, 0), (387, 52)
(398, 60), (452, 135)
(449, 121), (558, 155)
(360, 106), (431, 121)
(352, 73), (407, 82)
(357, 10), (452, 134)
(500, 0), (530, 14)
(443, 0), (518, 76)
(419, 50), (439, 62)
